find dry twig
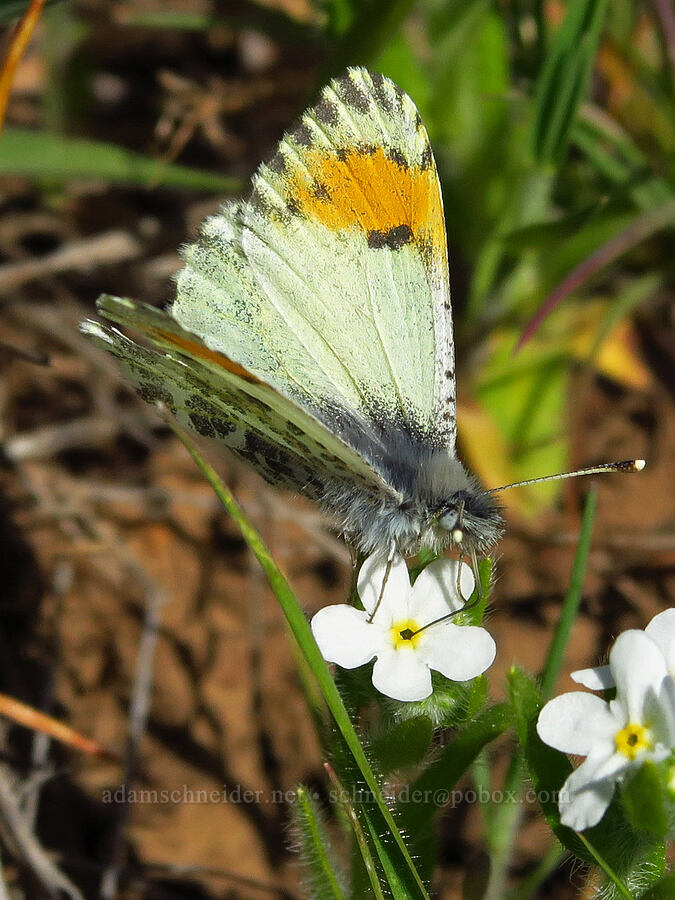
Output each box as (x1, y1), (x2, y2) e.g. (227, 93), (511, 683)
(0, 765), (84, 900)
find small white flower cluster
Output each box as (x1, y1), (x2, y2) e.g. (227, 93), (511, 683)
(311, 552), (496, 702)
(537, 609), (675, 831)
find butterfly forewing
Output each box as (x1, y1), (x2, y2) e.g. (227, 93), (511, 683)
(173, 68), (457, 456)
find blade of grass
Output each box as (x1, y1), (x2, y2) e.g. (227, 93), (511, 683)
(532, 0), (608, 164)
(506, 842), (567, 900)
(576, 833), (634, 900)
(0, 127), (242, 192)
(119, 5), (320, 45)
(324, 763), (386, 900)
(517, 198), (675, 350)
(483, 752), (525, 900)
(540, 486), (597, 699)
(572, 113), (673, 211)
(166, 416), (429, 899)
(294, 785), (347, 900)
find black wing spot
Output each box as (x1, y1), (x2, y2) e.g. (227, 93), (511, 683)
(367, 224), (413, 250)
(268, 151), (287, 174)
(291, 122), (313, 147)
(315, 97), (339, 126)
(137, 382), (174, 408)
(369, 72), (396, 113)
(420, 144), (433, 170)
(387, 147), (408, 169)
(335, 74), (370, 113)
(189, 413), (216, 437)
(313, 181), (331, 201)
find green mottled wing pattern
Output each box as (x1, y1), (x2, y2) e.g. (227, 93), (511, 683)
(82, 295), (401, 504)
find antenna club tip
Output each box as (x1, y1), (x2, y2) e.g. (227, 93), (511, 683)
(633, 459), (646, 472)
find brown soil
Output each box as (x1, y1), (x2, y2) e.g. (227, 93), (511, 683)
(0, 3), (673, 899)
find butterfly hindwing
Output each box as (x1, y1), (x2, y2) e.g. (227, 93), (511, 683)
(83, 296), (401, 504)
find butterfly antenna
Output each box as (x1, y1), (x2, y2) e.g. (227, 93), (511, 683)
(486, 459), (645, 494)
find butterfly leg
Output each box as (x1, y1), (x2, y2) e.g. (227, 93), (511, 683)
(366, 544), (396, 623)
(410, 549), (483, 638)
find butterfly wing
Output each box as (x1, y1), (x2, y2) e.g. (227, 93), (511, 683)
(173, 67), (456, 457)
(82, 295), (402, 504)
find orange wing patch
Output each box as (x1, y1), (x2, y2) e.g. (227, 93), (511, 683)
(150, 328), (263, 384)
(285, 146), (446, 260)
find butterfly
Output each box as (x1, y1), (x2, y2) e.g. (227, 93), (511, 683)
(81, 68), (642, 580)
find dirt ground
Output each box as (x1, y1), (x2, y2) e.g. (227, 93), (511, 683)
(0, 3), (673, 899)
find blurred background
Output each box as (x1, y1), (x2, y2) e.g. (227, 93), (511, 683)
(0, 0), (672, 897)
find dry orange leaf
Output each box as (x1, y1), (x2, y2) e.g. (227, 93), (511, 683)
(0, 691), (118, 761)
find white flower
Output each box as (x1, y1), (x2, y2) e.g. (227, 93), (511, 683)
(572, 608), (675, 690)
(310, 552), (496, 702)
(537, 630), (675, 831)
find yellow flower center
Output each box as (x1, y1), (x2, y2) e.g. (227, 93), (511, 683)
(615, 722), (652, 760)
(390, 619), (422, 650)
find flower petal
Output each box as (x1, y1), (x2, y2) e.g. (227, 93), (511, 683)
(571, 665), (614, 691)
(357, 552), (410, 620)
(654, 675), (675, 746)
(610, 630), (668, 722)
(558, 757), (617, 831)
(371, 648), (432, 701)
(587, 750), (632, 784)
(537, 692), (618, 756)
(645, 608), (675, 676)
(411, 559), (475, 620)
(420, 622), (495, 681)
(311, 605), (382, 668)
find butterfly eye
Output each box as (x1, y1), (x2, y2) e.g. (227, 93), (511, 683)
(438, 510), (459, 531)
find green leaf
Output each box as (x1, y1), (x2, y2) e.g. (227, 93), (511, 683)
(621, 762), (669, 838)
(293, 786), (347, 900)
(404, 703), (510, 834)
(395, 703), (509, 882)
(371, 716), (434, 777)
(518, 199), (675, 348)
(322, 0), (416, 79)
(167, 421), (430, 900)
(507, 666), (578, 849)
(540, 487), (597, 700)
(324, 762), (386, 900)
(0, 127), (242, 192)
(572, 115), (674, 211)
(641, 874), (675, 900)
(532, 0), (609, 164)
(501, 201), (610, 252)
(119, 4), (320, 44)
(362, 805), (415, 899)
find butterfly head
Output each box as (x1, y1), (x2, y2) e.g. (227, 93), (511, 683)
(436, 489), (504, 557)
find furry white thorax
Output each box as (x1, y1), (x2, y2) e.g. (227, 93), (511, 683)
(320, 448), (503, 557)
